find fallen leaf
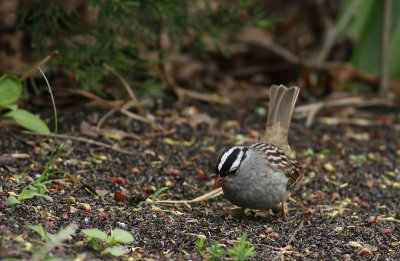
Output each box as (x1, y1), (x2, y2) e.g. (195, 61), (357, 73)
(95, 189), (109, 197)
(364, 216), (378, 224)
(358, 248), (372, 255)
(314, 190), (326, 199)
(331, 192), (340, 200)
(114, 191), (126, 202)
(129, 167), (141, 174)
(381, 228), (392, 237)
(301, 208), (315, 216)
(78, 203), (91, 211)
(110, 177), (127, 185)
(194, 168), (205, 176)
(323, 162), (335, 172)
(335, 227), (343, 233)
(360, 202), (370, 209)
(64, 196), (75, 203)
(348, 241), (363, 248)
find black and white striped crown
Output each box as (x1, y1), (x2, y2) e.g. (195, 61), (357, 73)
(215, 146), (248, 177)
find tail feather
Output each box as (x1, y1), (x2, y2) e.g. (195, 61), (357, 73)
(262, 85), (300, 154)
(267, 85), (300, 131)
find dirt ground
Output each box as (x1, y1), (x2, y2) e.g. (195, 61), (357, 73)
(1, 93), (400, 260)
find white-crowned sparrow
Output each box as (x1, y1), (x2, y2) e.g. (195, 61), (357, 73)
(214, 85), (302, 221)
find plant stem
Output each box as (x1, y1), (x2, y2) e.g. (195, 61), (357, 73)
(38, 68), (58, 181)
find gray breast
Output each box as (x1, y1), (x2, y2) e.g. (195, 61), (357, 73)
(222, 148), (288, 210)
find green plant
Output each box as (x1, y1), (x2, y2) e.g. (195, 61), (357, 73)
(17, 0), (274, 96)
(207, 241), (226, 261)
(227, 233), (255, 261)
(81, 228), (134, 257)
(0, 74), (50, 134)
(26, 224), (54, 242)
(151, 186), (169, 204)
(26, 223), (78, 261)
(138, 186), (169, 206)
(5, 69), (69, 210)
(338, 0), (400, 91)
(195, 235), (206, 254)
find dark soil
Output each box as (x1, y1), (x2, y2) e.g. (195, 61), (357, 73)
(1, 94), (400, 260)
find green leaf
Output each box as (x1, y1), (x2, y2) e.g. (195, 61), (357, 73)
(207, 241), (226, 261)
(26, 224), (48, 241)
(227, 233), (254, 261)
(339, 0), (400, 88)
(151, 187), (169, 204)
(112, 229), (134, 243)
(81, 229), (108, 241)
(17, 172), (25, 185)
(35, 182), (48, 195)
(3, 109), (50, 134)
(3, 104), (18, 110)
(0, 74), (21, 105)
(40, 194), (54, 201)
(104, 245), (127, 257)
(18, 187), (53, 201)
(5, 195), (20, 206)
(18, 187), (31, 200)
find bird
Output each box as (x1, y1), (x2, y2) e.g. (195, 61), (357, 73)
(214, 84), (303, 221)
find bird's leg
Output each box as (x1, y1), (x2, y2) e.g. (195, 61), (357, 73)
(230, 207), (248, 223)
(281, 201), (287, 222)
(240, 208), (248, 224)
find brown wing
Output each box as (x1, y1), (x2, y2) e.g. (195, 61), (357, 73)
(250, 143), (303, 191)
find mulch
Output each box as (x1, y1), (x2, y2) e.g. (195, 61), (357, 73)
(1, 95), (400, 260)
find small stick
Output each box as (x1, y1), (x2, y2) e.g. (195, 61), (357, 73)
(146, 129), (176, 137)
(315, 0), (362, 61)
(19, 50), (59, 82)
(155, 188), (223, 205)
(177, 88), (230, 104)
(96, 108), (118, 129)
(120, 108), (165, 131)
(51, 87), (164, 130)
(287, 220), (304, 246)
(378, 217), (400, 223)
(103, 63), (141, 111)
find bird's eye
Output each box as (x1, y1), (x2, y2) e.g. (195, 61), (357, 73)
(226, 168), (238, 176)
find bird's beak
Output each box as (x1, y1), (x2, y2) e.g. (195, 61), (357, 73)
(214, 176), (226, 187)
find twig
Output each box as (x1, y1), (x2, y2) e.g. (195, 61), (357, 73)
(160, 61), (230, 104)
(379, 0), (392, 94)
(329, 64), (400, 94)
(315, 0), (362, 61)
(52, 87), (123, 107)
(160, 62), (184, 103)
(295, 96), (394, 127)
(52, 87), (164, 130)
(319, 117), (400, 129)
(96, 108), (118, 129)
(103, 63), (141, 111)
(177, 88), (230, 104)
(155, 188), (223, 205)
(120, 107), (166, 131)
(271, 220), (303, 261)
(378, 217), (400, 223)
(287, 220), (304, 246)
(22, 131), (138, 156)
(19, 50), (59, 82)
(259, 40), (341, 70)
(146, 129), (176, 137)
